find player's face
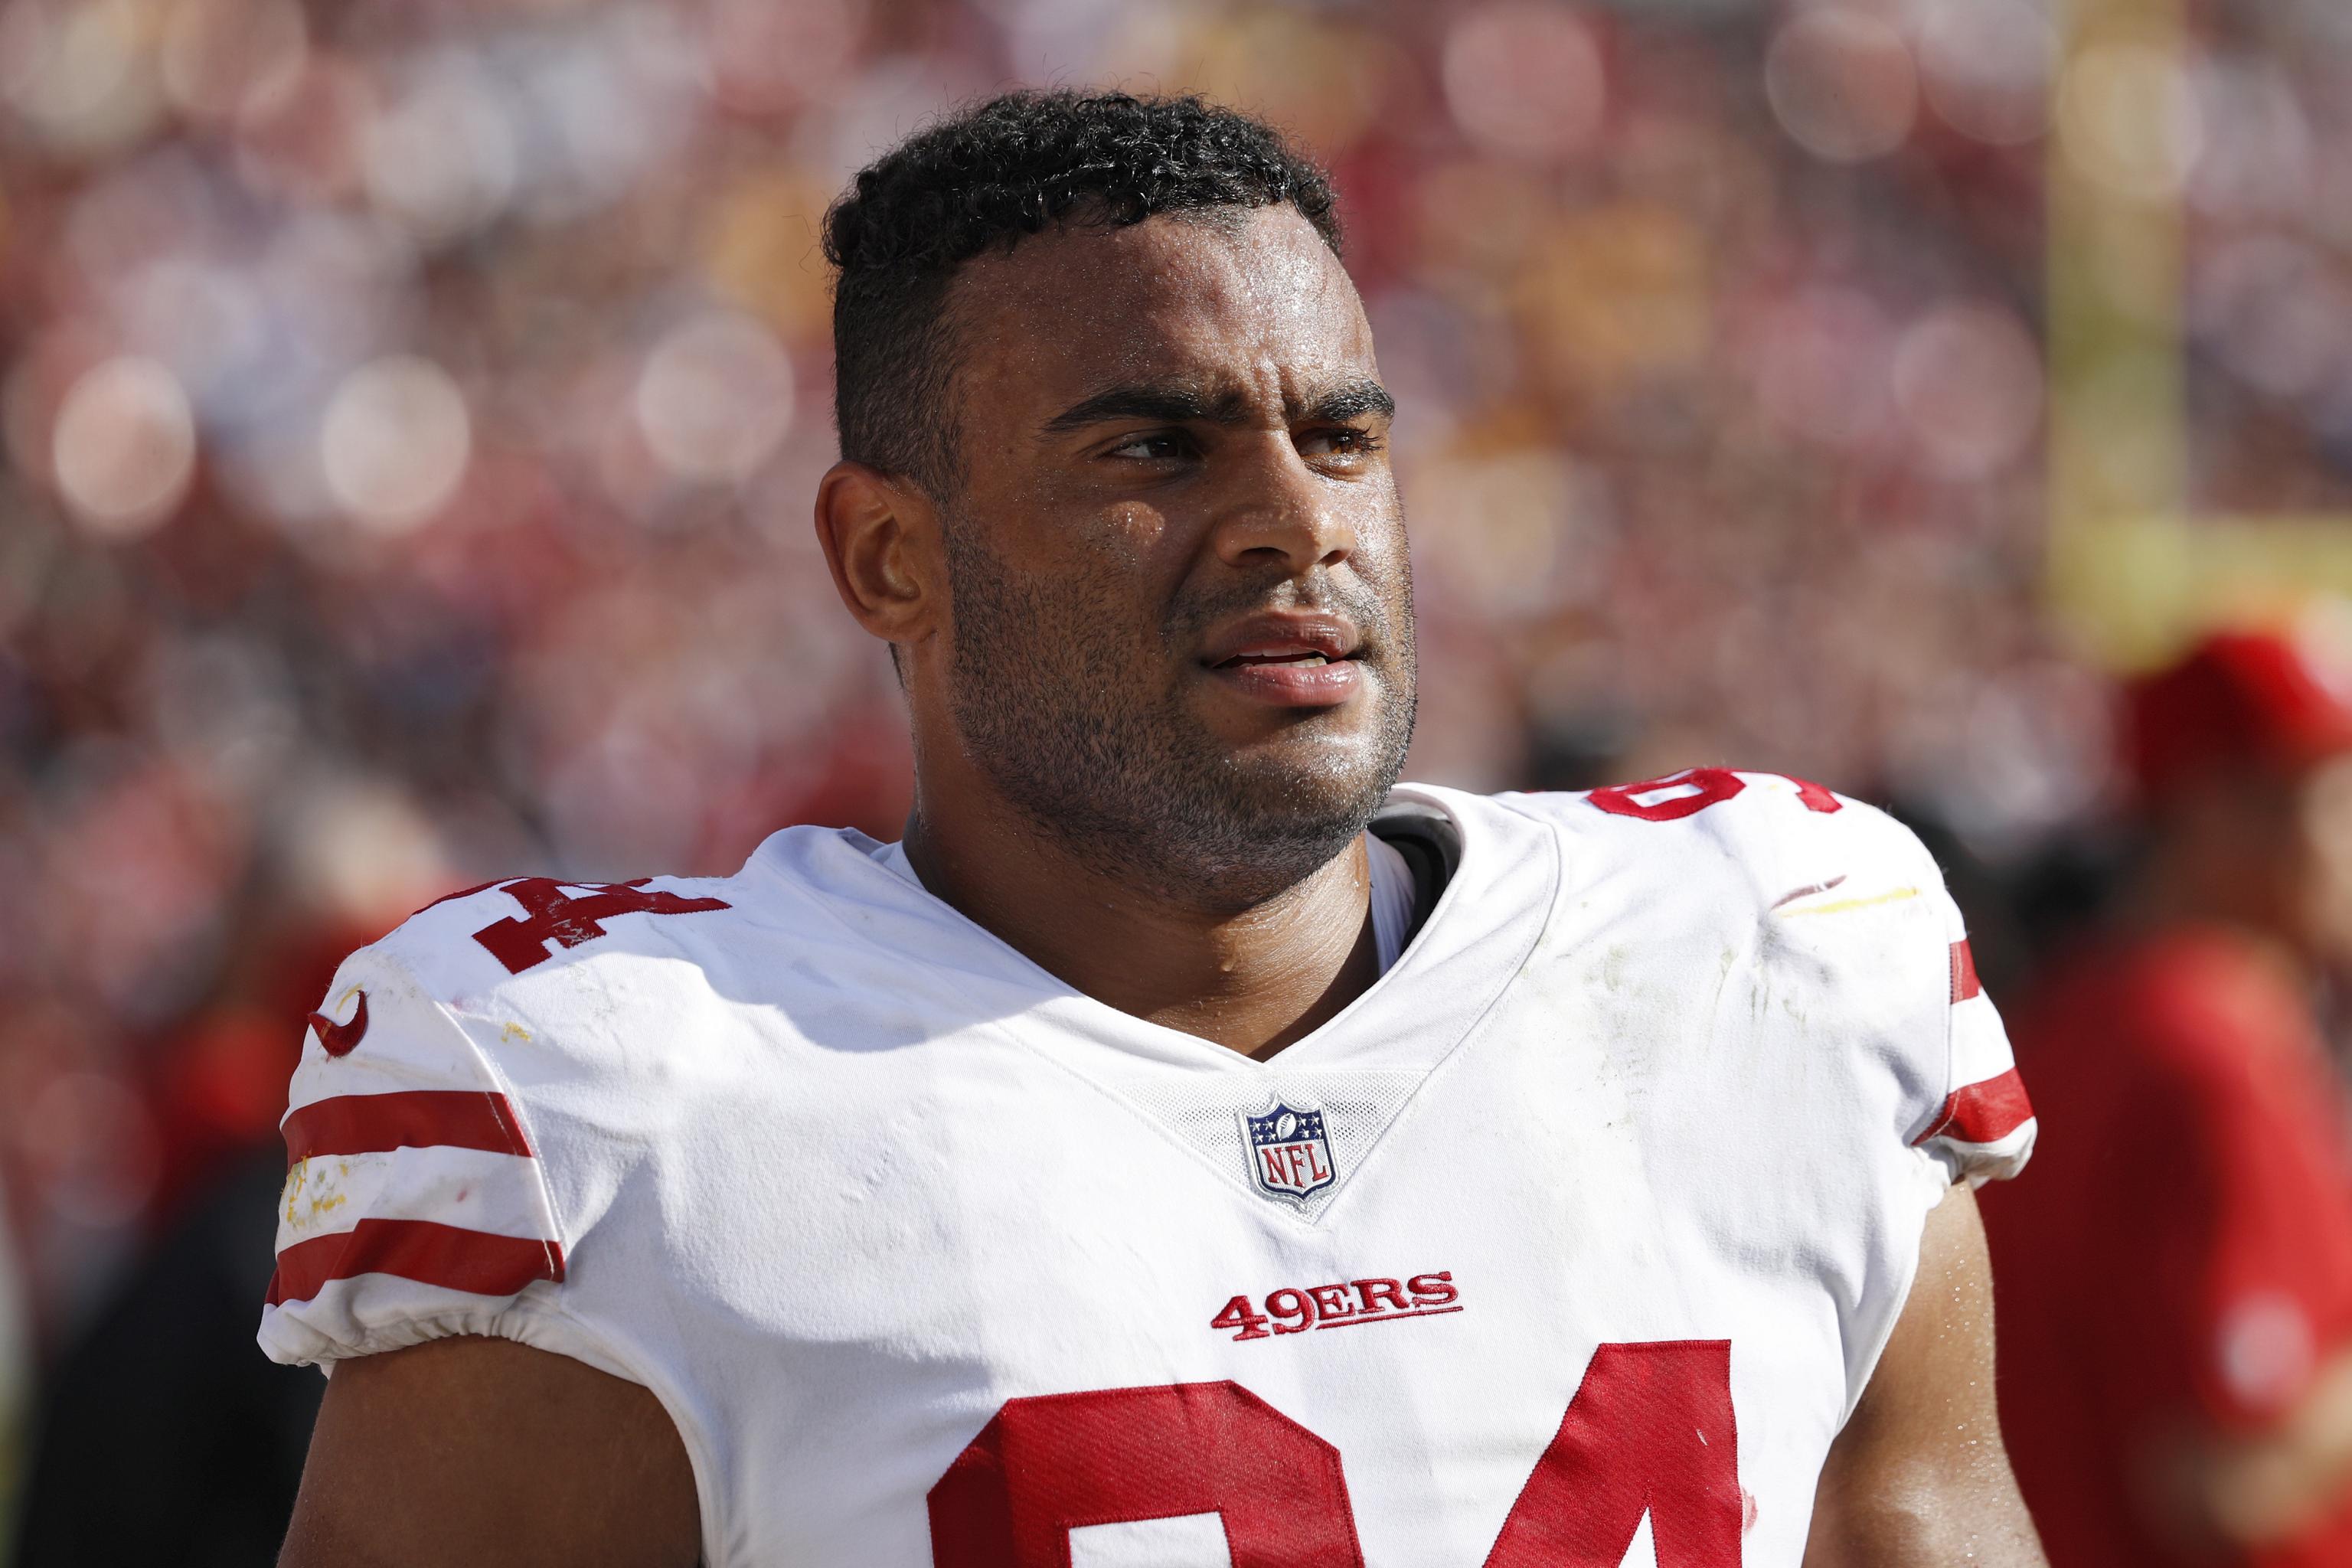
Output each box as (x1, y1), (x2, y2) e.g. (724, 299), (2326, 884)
(934, 206), (1416, 906)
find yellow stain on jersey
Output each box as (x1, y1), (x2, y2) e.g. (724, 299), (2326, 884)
(281, 1156), (354, 1229)
(1776, 886), (1921, 918)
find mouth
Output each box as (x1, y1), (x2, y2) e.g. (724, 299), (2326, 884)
(1200, 612), (1361, 668)
(1211, 648), (1350, 670)
(1198, 615), (1366, 709)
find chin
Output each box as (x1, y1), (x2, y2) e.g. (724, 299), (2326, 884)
(1210, 745), (1401, 842)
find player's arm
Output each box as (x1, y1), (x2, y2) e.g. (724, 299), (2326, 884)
(279, 1335), (699, 1568)
(1802, 1185), (2047, 1568)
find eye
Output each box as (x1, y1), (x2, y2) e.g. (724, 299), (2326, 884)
(1104, 431), (1195, 462)
(1300, 426), (1384, 463)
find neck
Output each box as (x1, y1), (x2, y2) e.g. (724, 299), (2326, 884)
(900, 779), (1380, 1060)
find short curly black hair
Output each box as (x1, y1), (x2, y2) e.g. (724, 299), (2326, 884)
(823, 90), (1342, 498)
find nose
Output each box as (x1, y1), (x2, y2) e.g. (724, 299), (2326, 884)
(1207, 436), (1357, 576)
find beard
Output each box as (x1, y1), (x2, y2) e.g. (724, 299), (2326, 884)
(937, 520), (1417, 912)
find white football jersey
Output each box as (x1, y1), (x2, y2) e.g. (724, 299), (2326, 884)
(259, 774), (2034, 1567)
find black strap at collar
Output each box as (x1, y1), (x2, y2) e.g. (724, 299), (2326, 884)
(1367, 797), (1461, 946)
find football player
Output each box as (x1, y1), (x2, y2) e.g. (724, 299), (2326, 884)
(268, 92), (2045, 1566)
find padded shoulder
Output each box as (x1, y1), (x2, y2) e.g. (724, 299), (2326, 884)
(256, 870), (744, 1374)
(1502, 769), (2036, 1187)
(371, 872), (743, 1000)
(1503, 767), (1937, 909)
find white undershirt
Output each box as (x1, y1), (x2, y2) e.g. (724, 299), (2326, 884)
(871, 833), (1420, 978)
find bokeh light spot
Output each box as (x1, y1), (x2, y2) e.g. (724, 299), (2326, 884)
(51, 355), (198, 539)
(1764, 9), (1918, 164)
(362, 58), (518, 247)
(1918, 0), (2055, 147)
(158, 0), (306, 122)
(1442, 2), (1606, 163)
(320, 355), (471, 532)
(0, 0), (164, 154)
(1892, 303), (2046, 480)
(633, 313), (794, 487)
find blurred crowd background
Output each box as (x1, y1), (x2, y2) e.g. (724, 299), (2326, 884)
(2, 0), (2350, 1557)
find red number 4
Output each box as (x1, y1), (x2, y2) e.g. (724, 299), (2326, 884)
(466, 877), (731, 975)
(929, 1341), (1740, 1566)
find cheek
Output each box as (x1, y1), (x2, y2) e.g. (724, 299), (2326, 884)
(1096, 500), (1186, 566)
(1008, 509), (1194, 662)
(973, 482), (1185, 595)
(1079, 504), (1216, 639)
(1351, 498), (1416, 609)
(1003, 475), (1184, 564)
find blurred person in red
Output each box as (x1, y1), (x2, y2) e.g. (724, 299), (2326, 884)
(1984, 624), (2352, 1563)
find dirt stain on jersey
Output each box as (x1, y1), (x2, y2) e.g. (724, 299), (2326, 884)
(280, 1156), (353, 1230)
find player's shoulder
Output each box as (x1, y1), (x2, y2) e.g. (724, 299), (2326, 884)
(289, 823), (894, 1105)
(1482, 767), (1939, 901)
(364, 822), (882, 1005)
(263, 825), (892, 1367)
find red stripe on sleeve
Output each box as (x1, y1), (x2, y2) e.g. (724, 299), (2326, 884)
(1950, 939), (1982, 1003)
(266, 1218), (565, 1308)
(283, 1090), (534, 1171)
(1913, 1067), (2034, 1148)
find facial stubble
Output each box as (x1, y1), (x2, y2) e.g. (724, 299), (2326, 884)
(938, 518), (1418, 913)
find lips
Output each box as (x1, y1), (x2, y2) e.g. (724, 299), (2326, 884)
(1200, 613), (1361, 671)
(1199, 613), (1366, 709)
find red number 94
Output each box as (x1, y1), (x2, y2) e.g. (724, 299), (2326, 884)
(929, 1340), (1741, 1566)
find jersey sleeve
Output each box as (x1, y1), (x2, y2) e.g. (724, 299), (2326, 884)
(1909, 873), (2037, 1188)
(255, 941), (583, 1373)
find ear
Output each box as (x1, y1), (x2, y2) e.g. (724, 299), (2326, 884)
(814, 462), (943, 654)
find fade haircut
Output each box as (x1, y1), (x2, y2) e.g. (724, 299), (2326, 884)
(822, 90), (1342, 499)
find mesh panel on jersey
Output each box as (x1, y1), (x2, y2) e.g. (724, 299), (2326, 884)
(1116, 1069), (1426, 1223)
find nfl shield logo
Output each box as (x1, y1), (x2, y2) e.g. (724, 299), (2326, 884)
(1243, 1101), (1337, 1202)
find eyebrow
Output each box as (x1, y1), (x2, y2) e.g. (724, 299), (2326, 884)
(1304, 381), (1396, 424)
(1040, 377), (1395, 435)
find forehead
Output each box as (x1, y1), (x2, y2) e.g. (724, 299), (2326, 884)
(946, 206), (1375, 421)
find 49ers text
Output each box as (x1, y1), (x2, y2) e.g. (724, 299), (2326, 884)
(1212, 1270), (1459, 1341)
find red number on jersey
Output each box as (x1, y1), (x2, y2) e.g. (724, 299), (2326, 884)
(926, 1341), (1739, 1566)
(927, 1381), (1364, 1567)
(1588, 768), (1840, 822)
(469, 877), (731, 975)
(1481, 1341), (1740, 1566)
